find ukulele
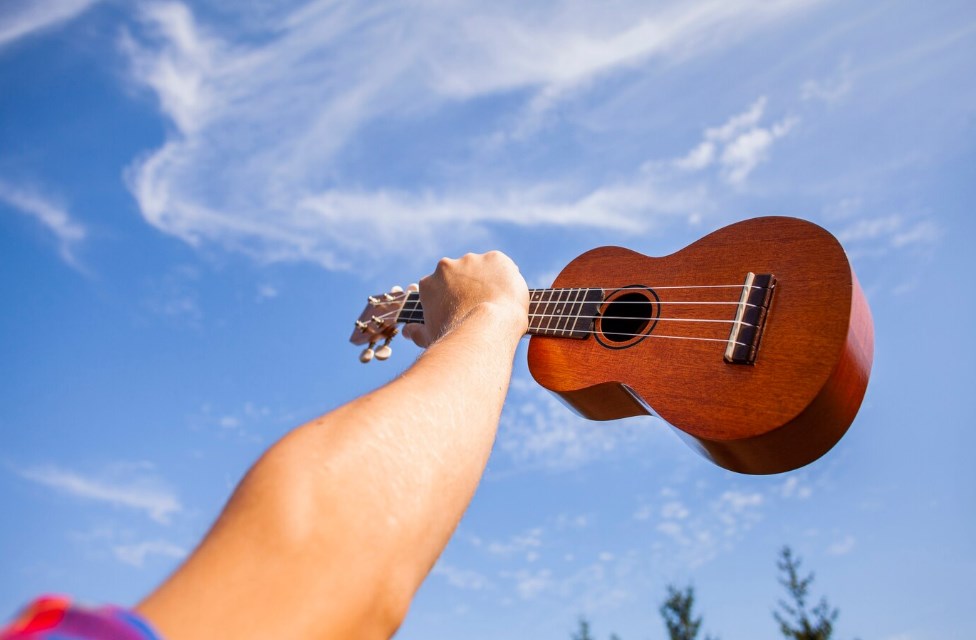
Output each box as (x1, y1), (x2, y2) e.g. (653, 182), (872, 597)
(351, 216), (874, 474)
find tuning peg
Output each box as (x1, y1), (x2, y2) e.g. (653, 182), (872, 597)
(390, 285), (404, 293)
(368, 296), (381, 306)
(360, 341), (377, 363)
(355, 320), (369, 332)
(374, 342), (392, 361)
(375, 329), (398, 361)
(407, 283), (419, 292)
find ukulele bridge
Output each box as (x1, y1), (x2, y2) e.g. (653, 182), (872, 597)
(724, 272), (776, 365)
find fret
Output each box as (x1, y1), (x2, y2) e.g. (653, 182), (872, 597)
(547, 289), (565, 336)
(550, 289), (568, 336)
(397, 287), (604, 339)
(554, 288), (575, 336)
(562, 288), (585, 336)
(528, 289), (546, 333)
(396, 292), (424, 324)
(540, 289), (558, 335)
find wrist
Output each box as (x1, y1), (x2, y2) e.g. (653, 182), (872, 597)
(463, 301), (527, 342)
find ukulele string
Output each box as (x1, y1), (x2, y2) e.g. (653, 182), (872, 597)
(532, 300), (756, 307)
(366, 307), (749, 346)
(374, 307), (754, 326)
(529, 284), (763, 291)
(370, 285), (761, 344)
(527, 328), (749, 346)
(527, 313), (754, 326)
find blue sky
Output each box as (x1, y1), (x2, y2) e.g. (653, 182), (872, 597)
(1, 1), (974, 638)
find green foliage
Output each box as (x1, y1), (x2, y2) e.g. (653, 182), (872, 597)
(774, 546), (839, 640)
(571, 616), (622, 640)
(571, 545), (851, 640)
(660, 585), (717, 640)
(572, 617), (595, 640)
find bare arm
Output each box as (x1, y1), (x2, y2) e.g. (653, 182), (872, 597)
(136, 251), (529, 640)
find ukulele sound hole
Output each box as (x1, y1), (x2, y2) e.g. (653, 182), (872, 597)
(600, 292), (655, 343)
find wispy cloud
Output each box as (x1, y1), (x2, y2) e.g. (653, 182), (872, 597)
(640, 484), (766, 569)
(0, 0), (101, 49)
(113, 539), (187, 567)
(505, 568), (554, 600)
(801, 57), (854, 105)
(825, 534), (856, 556)
(256, 284), (279, 301)
(498, 551), (636, 611)
(0, 180), (87, 269)
(674, 97), (798, 185)
(191, 400), (290, 443)
(18, 464), (182, 524)
(837, 214), (940, 256)
(497, 377), (661, 472)
(120, 1), (825, 269)
(142, 264), (202, 325)
(483, 527), (544, 562)
(432, 562), (493, 591)
(780, 475), (813, 500)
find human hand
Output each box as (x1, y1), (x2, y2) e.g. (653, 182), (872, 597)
(401, 251), (529, 348)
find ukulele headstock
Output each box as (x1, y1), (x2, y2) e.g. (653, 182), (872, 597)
(350, 286), (411, 362)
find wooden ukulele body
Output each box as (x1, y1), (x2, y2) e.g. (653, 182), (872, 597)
(527, 217), (874, 474)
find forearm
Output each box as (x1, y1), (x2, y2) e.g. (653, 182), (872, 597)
(138, 303), (523, 639)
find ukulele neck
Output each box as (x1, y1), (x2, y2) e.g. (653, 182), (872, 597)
(396, 288), (604, 338)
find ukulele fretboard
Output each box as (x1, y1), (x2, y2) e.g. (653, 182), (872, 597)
(396, 288), (605, 339)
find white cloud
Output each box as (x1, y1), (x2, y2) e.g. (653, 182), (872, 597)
(837, 215), (903, 243)
(193, 400), (277, 442)
(714, 490), (764, 537)
(485, 527), (544, 559)
(661, 501), (690, 520)
(0, 180), (87, 268)
(822, 196), (863, 221)
(554, 513), (590, 530)
(837, 214), (940, 254)
(657, 520), (685, 542)
(121, 0), (824, 269)
(825, 534), (856, 556)
(719, 116), (797, 185)
(497, 377), (660, 471)
(143, 264), (202, 324)
(780, 476), (813, 500)
(256, 284), (279, 301)
(891, 220), (940, 248)
(675, 97), (798, 185)
(432, 562), (492, 591)
(18, 465), (182, 524)
(801, 57), (854, 104)
(114, 539), (187, 567)
(720, 490), (764, 511)
(674, 141), (716, 171)
(0, 0), (101, 48)
(641, 486), (766, 569)
(508, 568), (553, 600)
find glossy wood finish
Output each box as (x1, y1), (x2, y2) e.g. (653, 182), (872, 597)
(527, 217), (874, 474)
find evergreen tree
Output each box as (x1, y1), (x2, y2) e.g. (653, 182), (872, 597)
(571, 616), (595, 640)
(660, 585), (717, 640)
(774, 546), (839, 640)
